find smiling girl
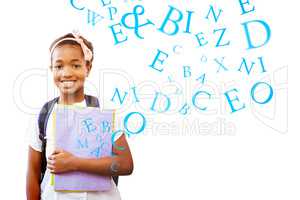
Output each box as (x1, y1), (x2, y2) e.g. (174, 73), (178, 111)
(26, 32), (133, 200)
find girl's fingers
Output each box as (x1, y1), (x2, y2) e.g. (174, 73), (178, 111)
(53, 149), (63, 155)
(47, 164), (54, 170)
(47, 159), (55, 165)
(47, 164), (59, 174)
(48, 153), (58, 160)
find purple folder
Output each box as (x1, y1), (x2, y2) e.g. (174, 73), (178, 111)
(54, 106), (114, 191)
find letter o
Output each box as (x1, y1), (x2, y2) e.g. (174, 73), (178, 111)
(251, 82), (273, 104)
(124, 112), (146, 135)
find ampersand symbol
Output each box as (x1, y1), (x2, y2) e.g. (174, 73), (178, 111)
(121, 5), (154, 39)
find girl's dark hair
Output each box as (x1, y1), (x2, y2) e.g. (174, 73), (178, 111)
(49, 33), (94, 63)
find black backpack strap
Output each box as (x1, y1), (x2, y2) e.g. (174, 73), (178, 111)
(84, 94), (99, 107)
(38, 95), (119, 186)
(84, 95), (119, 186)
(38, 97), (59, 183)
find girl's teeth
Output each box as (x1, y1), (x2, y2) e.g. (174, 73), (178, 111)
(62, 81), (74, 87)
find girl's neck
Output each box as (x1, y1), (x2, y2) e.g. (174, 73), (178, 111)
(59, 91), (85, 105)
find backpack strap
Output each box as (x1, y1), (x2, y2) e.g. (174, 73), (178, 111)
(84, 94), (99, 107)
(38, 95), (119, 186)
(38, 97), (59, 183)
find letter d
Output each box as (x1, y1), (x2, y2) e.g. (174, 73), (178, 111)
(150, 92), (171, 113)
(242, 20), (271, 50)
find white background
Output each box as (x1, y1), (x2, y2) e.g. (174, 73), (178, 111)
(0, 0), (299, 199)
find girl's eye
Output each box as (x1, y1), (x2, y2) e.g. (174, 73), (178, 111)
(73, 64), (82, 69)
(54, 65), (62, 70)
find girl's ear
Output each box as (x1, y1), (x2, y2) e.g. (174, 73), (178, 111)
(49, 65), (53, 71)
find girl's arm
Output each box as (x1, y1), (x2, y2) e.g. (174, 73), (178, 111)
(26, 147), (42, 200)
(47, 134), (134, 176)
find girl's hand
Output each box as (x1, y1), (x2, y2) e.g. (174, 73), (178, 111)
(47, 149), (77, 174)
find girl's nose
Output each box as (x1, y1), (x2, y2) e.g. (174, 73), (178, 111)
(61, 66), (73, 77)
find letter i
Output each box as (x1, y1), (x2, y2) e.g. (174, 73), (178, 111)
(184, 10), (194, 34)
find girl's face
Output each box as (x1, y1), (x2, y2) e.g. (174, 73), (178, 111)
(51, 44), (90, 97)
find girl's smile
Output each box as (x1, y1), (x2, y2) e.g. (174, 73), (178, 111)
(60, 80), (77, 88)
